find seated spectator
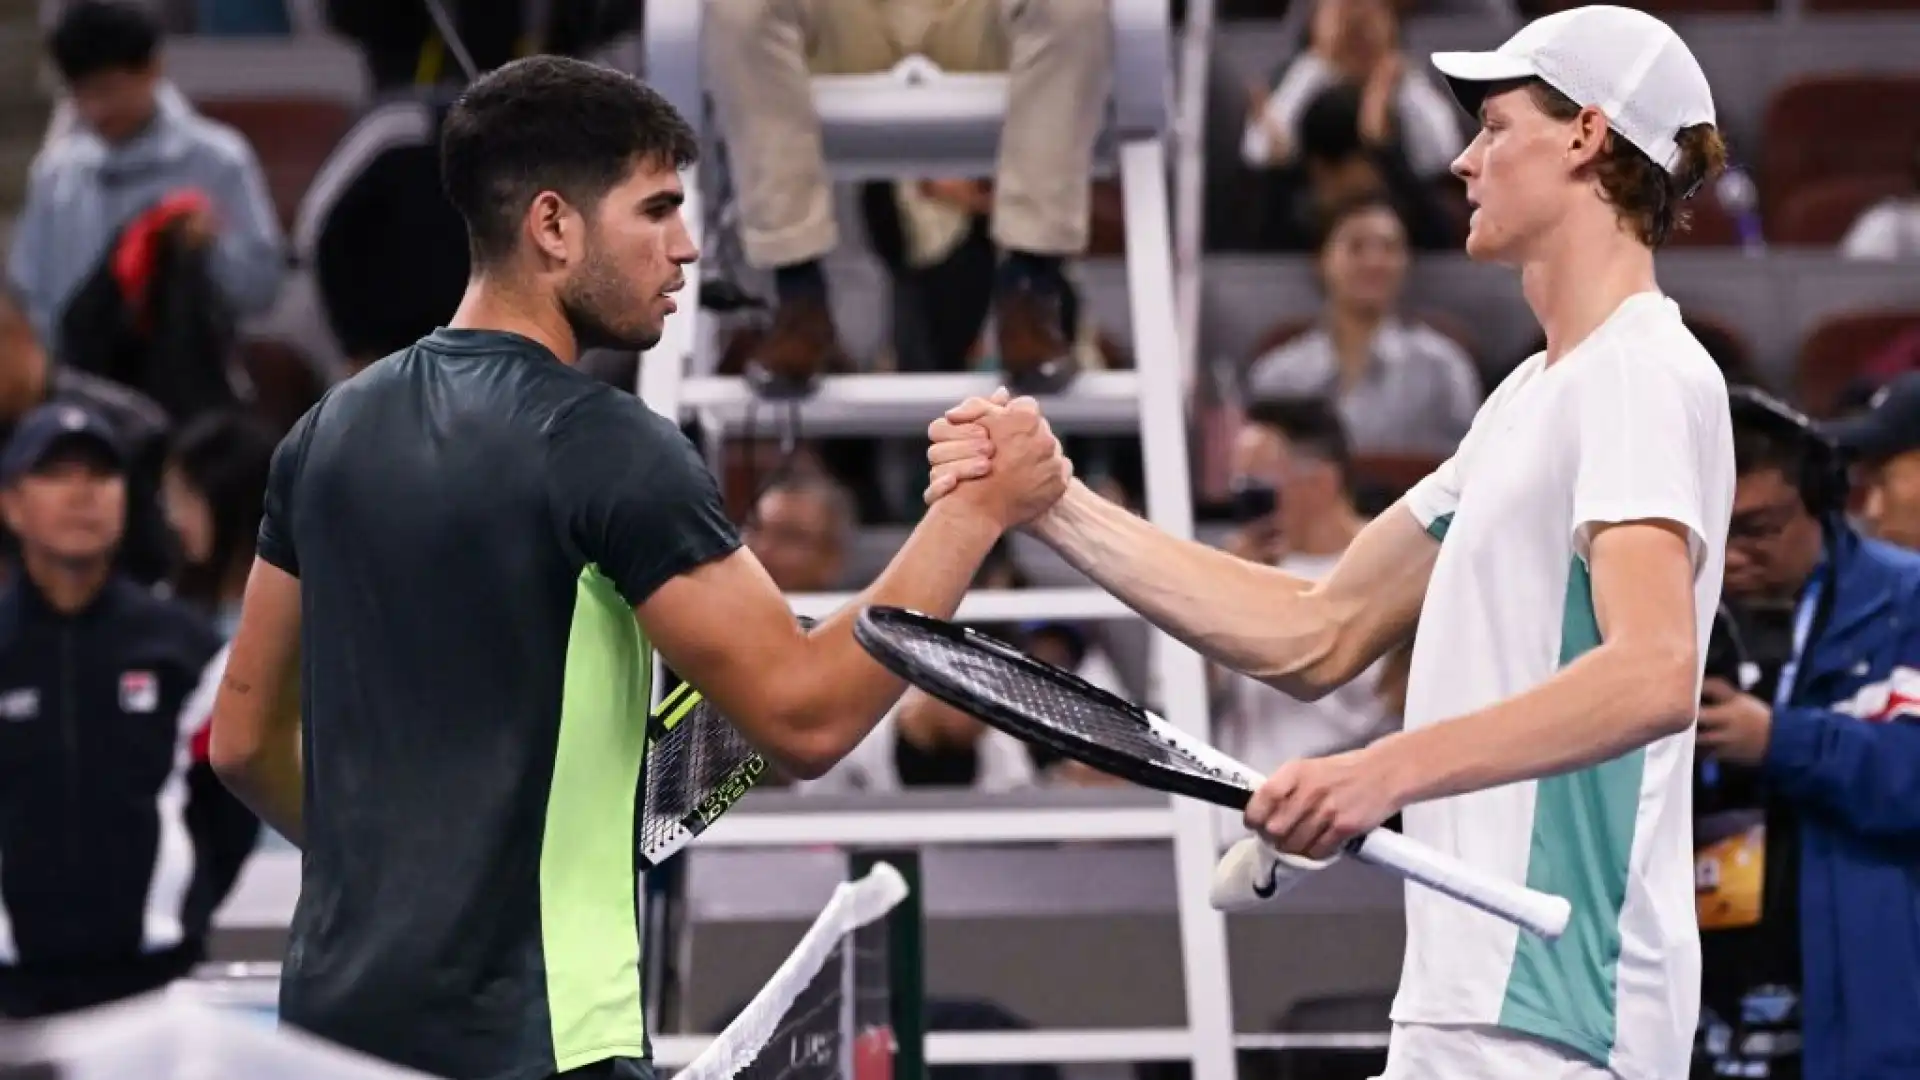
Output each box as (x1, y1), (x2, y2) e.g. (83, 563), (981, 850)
(704, 0), (1112, 394)
(0, 288), (171, 586)
(1830, 372), (1920, 552)
(1211, 400), (1396, 829)
(742, 472), (856, 593)
(7, 2), (285, 371)
(162, 409), (279, 636)
(1838, 137), (1920, 262)
(1245, 195), (1480, 455)
(1242, 0), (1462, 181)
(0, 403), (258, 1018)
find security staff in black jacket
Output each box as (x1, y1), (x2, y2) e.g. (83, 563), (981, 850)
(0, 288), (173, 587)
(0, 403), (258, 1017)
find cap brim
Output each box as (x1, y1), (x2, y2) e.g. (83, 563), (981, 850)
(1822, 414), (1906, 462)
(1429, 50), (1540, 115)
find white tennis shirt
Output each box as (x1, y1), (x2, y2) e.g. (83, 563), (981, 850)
(1395, 292), (1734, 1080)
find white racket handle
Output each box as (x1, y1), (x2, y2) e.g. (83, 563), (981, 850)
(1349, 829), (1571, 941)
(1144, 712), (1571, 940)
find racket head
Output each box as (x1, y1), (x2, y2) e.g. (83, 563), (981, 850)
(854, 605), (1253, 810)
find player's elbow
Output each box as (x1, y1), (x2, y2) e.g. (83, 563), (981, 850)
(763, 730), (844, 781)
(1615, 638), (1699, 739)
(208, 721), (262, 786)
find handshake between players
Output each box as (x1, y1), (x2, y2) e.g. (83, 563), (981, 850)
(925, 388), (1405, 869)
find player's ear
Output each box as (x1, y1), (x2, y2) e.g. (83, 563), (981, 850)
(1566, 106), (1610, 171)
(526, 190), (580, 267)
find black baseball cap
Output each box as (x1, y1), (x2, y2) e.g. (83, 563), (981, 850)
(1826, 373), (1920, 464)
(0, 403), (126, 484)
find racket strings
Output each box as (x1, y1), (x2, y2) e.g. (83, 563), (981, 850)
(889, 624), (1239, 784)
(640, 700), (760, 858)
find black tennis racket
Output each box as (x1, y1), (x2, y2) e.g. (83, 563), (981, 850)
(853, 605), (1572, 940)
(636, 616), (817, 871)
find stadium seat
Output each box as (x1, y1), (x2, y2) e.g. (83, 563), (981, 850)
(1773, 172), (1911, 246)
(1760, 74), (1920, 233)
(1795, 309), (1920, 417)
(196, 97), (356, 232)
(237, 336), (327, 434)
(1803, 0), (1920, 13)
(1670, 188), (1745, 248)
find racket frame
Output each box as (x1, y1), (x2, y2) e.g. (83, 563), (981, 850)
(854, 605), (1573, 941)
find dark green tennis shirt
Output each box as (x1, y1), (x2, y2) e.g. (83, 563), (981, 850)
(256, 329), (740, 1080)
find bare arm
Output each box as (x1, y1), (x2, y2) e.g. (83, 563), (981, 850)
(639, 497), (1002, 780)
(208, 558), (305, 845)
(1369, 519), (1701, 804)
(1028, 480), (1439, 698)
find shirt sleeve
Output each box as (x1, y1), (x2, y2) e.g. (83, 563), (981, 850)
(546, 389), (742, 607)
(1569, 353), (1714, 571)
(255, 407), (316, 577)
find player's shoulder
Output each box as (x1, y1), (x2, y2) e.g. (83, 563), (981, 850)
(1587, 296), (1729, 401)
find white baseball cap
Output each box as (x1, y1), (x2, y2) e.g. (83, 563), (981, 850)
(1430, 5), (1715, 179)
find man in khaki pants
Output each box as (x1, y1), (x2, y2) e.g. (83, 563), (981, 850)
(704, 0), (1112, 393)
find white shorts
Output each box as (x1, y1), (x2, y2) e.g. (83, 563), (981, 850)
(1371, 1022), (1617, 1080)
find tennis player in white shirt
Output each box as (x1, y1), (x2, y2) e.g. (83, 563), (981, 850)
(925, 7), (1736, 1078)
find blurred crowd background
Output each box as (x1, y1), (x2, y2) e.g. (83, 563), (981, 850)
(0, 0), (1915, 1076)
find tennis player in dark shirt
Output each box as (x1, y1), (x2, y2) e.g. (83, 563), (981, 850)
(208, 56), (1067, 1080)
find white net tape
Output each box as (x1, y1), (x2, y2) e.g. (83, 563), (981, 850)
(676, 862), (909, 1080)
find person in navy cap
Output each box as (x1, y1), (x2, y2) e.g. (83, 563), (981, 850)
(1828, 372), (1920, 553)
(0, 401), (258, 1018)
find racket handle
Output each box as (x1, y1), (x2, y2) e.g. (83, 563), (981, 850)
(1349, 829), (1573, 942)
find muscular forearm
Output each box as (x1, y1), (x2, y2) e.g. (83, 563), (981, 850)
(1030, 481), (1344, 693)
(781, 499), (1004, 774)
(1370, 640), (1696, 806)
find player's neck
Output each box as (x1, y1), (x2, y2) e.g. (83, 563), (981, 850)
(1520, 210), (1660, 365)
(448, 276), (581, 365)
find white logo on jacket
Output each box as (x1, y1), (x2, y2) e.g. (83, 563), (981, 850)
(1830, 666), (1920, 723)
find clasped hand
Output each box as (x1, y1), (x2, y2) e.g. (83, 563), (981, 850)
(924, 388), (1073, 528)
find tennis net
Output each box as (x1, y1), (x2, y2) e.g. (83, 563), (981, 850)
(670, 862), (904, 1080)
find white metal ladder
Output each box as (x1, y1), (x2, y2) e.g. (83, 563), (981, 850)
(634, 7), (1237, 1080)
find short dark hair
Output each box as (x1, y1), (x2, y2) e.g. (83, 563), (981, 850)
(165, 409), (279, 611)
(439, 56), (699, 267)
(1523, 80), (1728, 248)
(48, 1), (160, 83)
(1731, 410), (1810, 483)
(1245, 396), (1353, 479)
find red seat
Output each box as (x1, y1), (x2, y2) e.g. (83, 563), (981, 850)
(1795, 309), (1920, 417)
(1773, 173), (1911, 247)
(197, 98), (356, 233)
(1760, 75), (1920, 235)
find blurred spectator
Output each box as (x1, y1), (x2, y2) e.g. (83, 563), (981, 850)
(742, 473), (856, 593)
(704, 0), (1111, 394)
(8, 2), (285, 373)
(1837, 136), (1920, 262)
(1244, 195), (1480, 454)
(1243, 0), (1461, 178)
(0, 288), (172, 587)
(297, 87), (469, 378)
(1829, 372), (1920, 552)
(161, 409), (278, 635)
(1273, 81), (1463, 251)
(0, 403), (257, 1018)
(1211, 399), (1394, 832)
(1242, 0), (1463, 249)
(1693, 389), (1920, 1080)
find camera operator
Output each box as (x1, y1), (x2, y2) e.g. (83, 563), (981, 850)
(1692, 386), (1920, 1080)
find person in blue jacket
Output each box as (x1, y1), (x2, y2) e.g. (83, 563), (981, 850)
(1697, 384), (1920, 1080)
